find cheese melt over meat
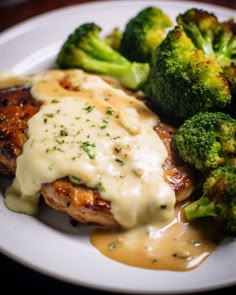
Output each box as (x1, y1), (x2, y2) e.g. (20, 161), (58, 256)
(5, 69), (175, 228)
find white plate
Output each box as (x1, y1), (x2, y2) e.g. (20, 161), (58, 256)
(0, 1), (235, 294)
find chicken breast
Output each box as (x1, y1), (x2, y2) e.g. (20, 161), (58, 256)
(0, 86), (41, 176)
(0, 77), (196, 228)
(41, 121), (196, 228)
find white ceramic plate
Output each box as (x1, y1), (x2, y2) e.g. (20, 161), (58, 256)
(0, 1), (235, 294)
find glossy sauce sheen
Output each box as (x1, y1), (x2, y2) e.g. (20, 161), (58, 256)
(90, 202), (223, 271)
(1, 70), (223, 272)
(5, 69), (175, 228)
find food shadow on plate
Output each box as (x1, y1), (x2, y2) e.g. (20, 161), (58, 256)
(37, 196), (92, 237)
(0, 177), (92, 237)
(0, 176), (13, 192)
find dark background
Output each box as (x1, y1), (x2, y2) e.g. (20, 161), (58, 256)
(0, 0), (235, 33)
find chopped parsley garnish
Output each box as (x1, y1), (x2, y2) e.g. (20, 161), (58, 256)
(98, 181), (106, 192)
(51, 99), (60, 104)
(83, 105), (95, 113)
(45, 113), (54, 118)
(56, 138), (65, 144)
(80, 141), (96, 159)
(68, 175), (83, 185)
(99, 117), (109, 129)
(106, 107), (114, 115)
(46, 146), (64, 153)
(108, 242), (116, 251)
(60, 129), (68, 136)
(115, 158), (125, 166)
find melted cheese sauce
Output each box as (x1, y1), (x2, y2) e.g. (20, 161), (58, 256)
(5, 69), (175, 228)
(2, 69), (224, 272)
(0, 71), (26, 89)
(90, 201), (224, 271)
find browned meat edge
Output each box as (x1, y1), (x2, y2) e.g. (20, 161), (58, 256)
(0, 83), (197, 228)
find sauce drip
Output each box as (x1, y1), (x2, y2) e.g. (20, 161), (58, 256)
(90, 202), (224, 271)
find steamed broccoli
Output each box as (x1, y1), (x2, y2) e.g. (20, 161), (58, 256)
(146, 8), (235, 123)
(56, 22), (150, 90)
(120, 6), (173, 63)
(176, 8), (219, 60)
(184, 166), (236, 235)
(177, 10), (236, 118)
(177, 9), (236, 66)
(146, 26), (232, 122)
(172, 112), (236, 171)
(213, 18), (236, 67)
(104, 27), (122, 51)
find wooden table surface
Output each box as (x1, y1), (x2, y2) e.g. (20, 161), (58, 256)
(0, 0), (235, 294)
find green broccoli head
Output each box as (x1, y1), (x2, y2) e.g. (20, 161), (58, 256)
(184, 166), (236, 235)
(176, 8), (219, 58)
(146, 26), (231, 122)
(56, 22), (150, 90)
(177, 8), (236, 67)
(104, 27), (123, 51)
(120, 6), (173, 63)
(172, 111), (236, 171)
(213, 18), (236, 67)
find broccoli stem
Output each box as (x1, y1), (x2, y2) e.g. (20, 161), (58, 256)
(184, 197), (217, 221)
(215, 37), (236, 66)
(83, 37), (150, 89)
(57, 22), (150, 90)
(72, 49), (150, 90)
(85, 36), (128, 64)
(184, 24), (215, 57)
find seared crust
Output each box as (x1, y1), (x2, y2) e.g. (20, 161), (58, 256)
(41, 178), (119, 228)
(41, 123), (196, 228)
(0, 82), (196, 228)
(0, 87), (41, 175)
(154, 122), (196, 203)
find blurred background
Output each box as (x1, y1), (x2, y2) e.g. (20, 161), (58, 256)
(0, 0), (235, 32)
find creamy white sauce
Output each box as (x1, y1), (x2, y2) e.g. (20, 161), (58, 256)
(5, 69), (175, 228)
(0, 70), (26, 89)
(91, 201), (223, 271)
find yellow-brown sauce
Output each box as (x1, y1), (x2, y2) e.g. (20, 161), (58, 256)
(5, 69), (175, 228)
(90, 201), (224, 271)
(0, 70), (225, 272)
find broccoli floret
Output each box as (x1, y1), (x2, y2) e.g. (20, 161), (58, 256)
(176, 8), (219, 58)
(104, 27), (122, 51)
(177, 9), (236, 67)
(146, 26), (231, 122)
(120, 6), (173, 63)
(184, 166), (236, 235)
(177, 10), (236, 106)
(56, 23), (150, 90)
(212, 18), (236, 67)
(172, 112), (236, 171)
